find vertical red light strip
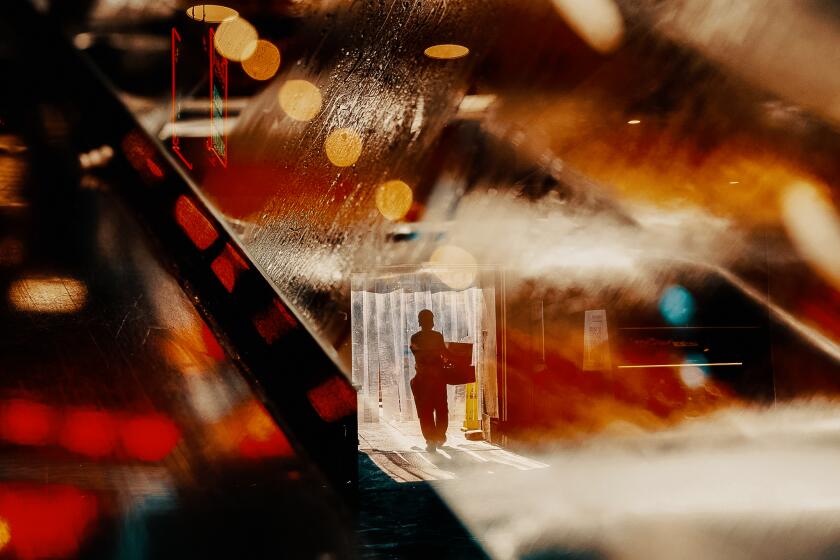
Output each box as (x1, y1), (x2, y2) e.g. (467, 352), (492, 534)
(224, 47), (229, 164)
(208, 27), (213, 159)
(170, 27), (193, 170)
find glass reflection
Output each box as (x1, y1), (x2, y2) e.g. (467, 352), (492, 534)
(16, 0), (840, 557)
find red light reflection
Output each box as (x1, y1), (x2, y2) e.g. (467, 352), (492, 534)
(59, 408), (117, 458)
(0, 400), (54, 446)
(0, 483), (98, 559)
(0, 400), (181, 462)
(120, 414), (181, 462)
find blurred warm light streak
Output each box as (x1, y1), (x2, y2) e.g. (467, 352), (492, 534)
(186, 4), (238, 23)
(242, 40), (281, 81)
(551, 0), (624, 53)
(278, 79), (322, 121)
(781, 181), (840, 290)
(214, 17), (258, 61)
(429, 245), (477, 290)
(158, 324), (224, 374)
(324, 128), (363, 167)
(500, 328), (736, 442)
(375, 180), (413, 221)
(8, 276), (87, 313)
(495, 94), (833, 227)
(209, 401), (293, 459)
(424, 44), (469, 60)
(0, 155), (26, 203)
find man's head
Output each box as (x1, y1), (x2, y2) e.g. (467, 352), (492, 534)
(418, 309), (434, 330)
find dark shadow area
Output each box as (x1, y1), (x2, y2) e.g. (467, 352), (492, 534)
(357, 453), (488, 559)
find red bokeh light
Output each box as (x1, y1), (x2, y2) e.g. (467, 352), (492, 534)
(58, 408), (117, 458)
(210, 243), (249, 293)
(252, 298), (298, 344)
(120, 414), (181, 462)
(238, 430), (293, 459)
(0, 400), (54, 446)
(306, 376), (357, 422)
(0, 483), (98, 559)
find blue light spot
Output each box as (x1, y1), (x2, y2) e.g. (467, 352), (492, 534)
(659, 285), (695, 325)
(684, 352), (709, 368)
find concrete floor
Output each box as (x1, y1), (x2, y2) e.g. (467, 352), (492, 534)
(359, 419), (547, 483)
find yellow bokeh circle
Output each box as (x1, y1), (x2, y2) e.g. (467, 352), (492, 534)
(324, 128), (363, 167)
(214, 17), (258, 61)
(278, 80), (322, 121)
(376, 180), (413, 221)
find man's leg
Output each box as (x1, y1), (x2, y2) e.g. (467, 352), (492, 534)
(433, 381), (449, 444)
(411, 376), (436, 444)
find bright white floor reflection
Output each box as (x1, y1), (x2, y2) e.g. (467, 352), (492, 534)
(359, 421), (547, 483)
(433, 400), (840, 560)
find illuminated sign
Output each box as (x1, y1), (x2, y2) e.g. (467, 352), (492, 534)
(583, 309), (612, 371)
(170, 27), (193, 170)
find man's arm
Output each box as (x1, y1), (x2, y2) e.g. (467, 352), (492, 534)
(435, 332), (449, 362)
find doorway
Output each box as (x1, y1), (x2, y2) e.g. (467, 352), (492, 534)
(351, 265), (499, 436)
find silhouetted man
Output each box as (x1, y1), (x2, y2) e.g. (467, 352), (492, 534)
(410, 309), (449, 452)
